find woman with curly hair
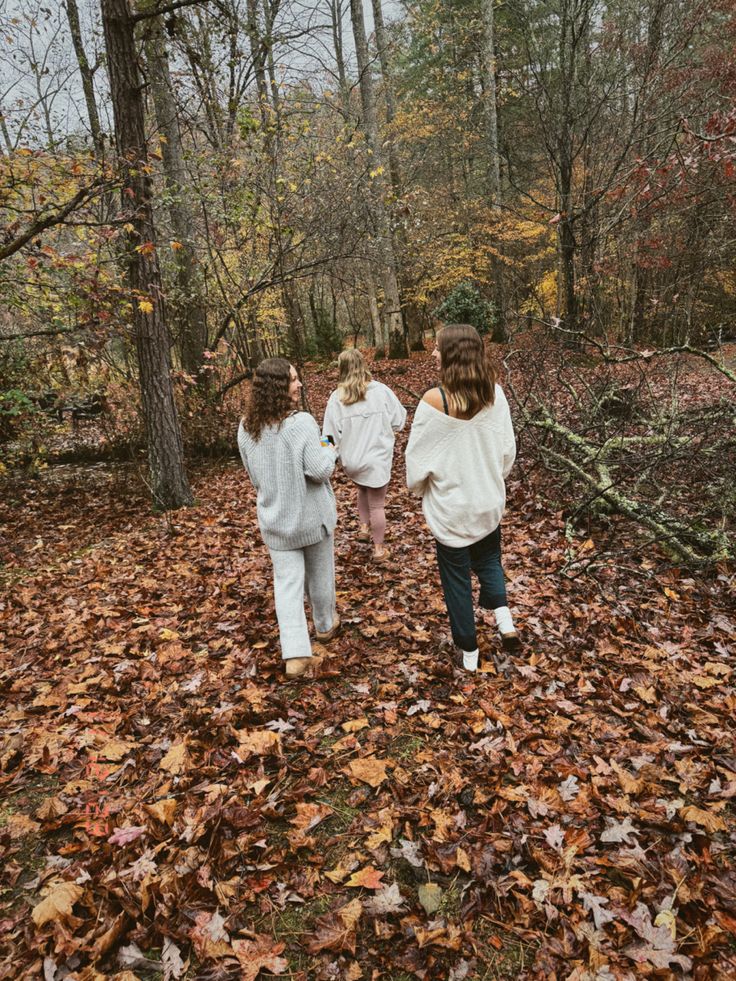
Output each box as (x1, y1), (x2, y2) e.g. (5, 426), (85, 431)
(238, 358), (340, 677)
(405, 324), (518, 672)
(322, 348), (406, 562)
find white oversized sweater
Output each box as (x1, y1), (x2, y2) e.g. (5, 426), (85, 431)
(322, 380), (407, 488)
(405, 385), (516, 547)
(238, 412), (336, 550)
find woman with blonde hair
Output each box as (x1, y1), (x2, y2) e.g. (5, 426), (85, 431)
(405, 324), (518, 672)
(322, 348), (406, 561)
(238, 358), (339, 678)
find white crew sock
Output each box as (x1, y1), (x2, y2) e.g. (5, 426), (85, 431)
(462, 648), (479, 672)
(493, 606), (515, 635)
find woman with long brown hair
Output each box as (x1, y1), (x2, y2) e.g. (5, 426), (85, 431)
(322, 348), (406, 561)
(238, 358), (340, 677)
(405, 324), (518, 672)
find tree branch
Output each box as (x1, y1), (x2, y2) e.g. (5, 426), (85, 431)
(516, 315), (736, 386)
(0, 181), (108, 263)
(526, 409), (732, 565)
(0, 320), (101, 342)
(131, 0), (216, 23)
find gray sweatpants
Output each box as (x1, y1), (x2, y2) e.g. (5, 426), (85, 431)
(268, 532), (336, 660)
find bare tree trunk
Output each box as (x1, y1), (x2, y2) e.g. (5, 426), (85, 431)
(479, 0), (501, 205)
(365, 265), (382, 347)
(101, 0), (192, 511)
(349, 0), (406, 358)
(370, 0), (399, 187)
(479, 0), (507, 342)
(145, 18), (208, 377)
(330, 0), (350, 106)
(65, 0), (104, 158)
(556, 0), (579, 338)
(370, 0), (423, 351)
(0, 101), (13, 154)
(329, 0), (385, 352)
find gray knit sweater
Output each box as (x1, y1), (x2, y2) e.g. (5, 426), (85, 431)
(237, 412), (337, 550)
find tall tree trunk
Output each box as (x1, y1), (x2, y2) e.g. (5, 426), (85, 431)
(101, 0), (192, 511)
(246, 0), (303, 359)
(479, 0), (507, 342)
(556, 0), (579, 337)
(145, 18), (208, 377)
(65, 0), (104, 158)
(350, 0), (406, 358)
(365, 265), (382, 347)
(0, 100), (13, 154)
(330, 0), (350, 107)
(370, 0), (423, 351)
(329, 0), (384, 352)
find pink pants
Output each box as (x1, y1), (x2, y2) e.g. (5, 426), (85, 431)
(356, 483), (388, 546)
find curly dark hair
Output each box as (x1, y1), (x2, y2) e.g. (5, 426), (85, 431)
(243, 357), (294, 440)
(439, 324), (497, 417)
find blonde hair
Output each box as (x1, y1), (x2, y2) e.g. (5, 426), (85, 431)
(337, 348), (372, 405)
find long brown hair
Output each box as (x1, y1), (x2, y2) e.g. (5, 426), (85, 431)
(337, 348), (372, 405)
(243, 357), (294, 440)
(438, 324), (496, 417)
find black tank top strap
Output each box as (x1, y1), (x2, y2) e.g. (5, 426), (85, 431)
(438, 386), (449, 415)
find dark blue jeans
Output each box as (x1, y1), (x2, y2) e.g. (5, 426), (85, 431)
(435, 526), (508, 652)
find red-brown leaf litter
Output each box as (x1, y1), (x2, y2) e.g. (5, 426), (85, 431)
(1, 352), (734, 980)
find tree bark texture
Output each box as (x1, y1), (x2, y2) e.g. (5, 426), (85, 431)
(101, 0), (193, 510)
(556, 0), (579, 336)
(479, 0), (507, 342)
(349, 0), (406, 357)
(145, 18), (209, 376)
(370, 0), (423, 351)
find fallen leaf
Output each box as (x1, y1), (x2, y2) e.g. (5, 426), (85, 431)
(418, 882), (443, 915)
(7, 813), (41, 838)
(37, 797), (68, 821)
(144, 799), (177, 825)
(390, 838), (423, 868)
(231, 935), (288, 981)
(346, 757), (389, 788)
(189, 910), (231, 959)
(363, 882), (406, 915)
(558, 774), (580, 801)
(600, 817), (639, 844)
(679, 804), (727, 832)
(235, 729), (282, 758)
(162, 936), (186, 980)
(544, 824), (565, 851)
(633, 684), (657, 704)
(32, 881), (84, 928)
(289, 801), (333, 831)
(346, 866), (384, 889)
(307, 898), (363, 954)
(108, 825), (146, 846)
(692, 674), (720, 689)
(342, 717), (369, 732)
(159, 741), (189, 775)
(455, 846), (471, 872)
(579, 890), (616, 930)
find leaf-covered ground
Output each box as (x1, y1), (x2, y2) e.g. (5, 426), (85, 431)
(1, 355), (735, 981)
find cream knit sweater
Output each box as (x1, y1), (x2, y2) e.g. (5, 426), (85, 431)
(405, 385), (516, 547)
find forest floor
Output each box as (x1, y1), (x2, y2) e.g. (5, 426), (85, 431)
(1, 353), (735, 981)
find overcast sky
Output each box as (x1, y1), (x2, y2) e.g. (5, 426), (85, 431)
(0, 0), (402, 148)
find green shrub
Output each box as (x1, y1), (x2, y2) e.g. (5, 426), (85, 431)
(304, 305), (343, 360)
(0, 390), (36, 443)
(434, 281), (496, 336)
